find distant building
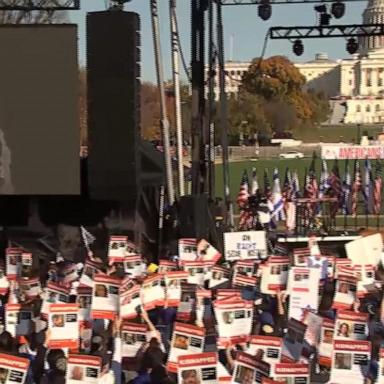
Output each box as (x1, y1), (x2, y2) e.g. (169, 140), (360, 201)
(209, 0), (384, 124)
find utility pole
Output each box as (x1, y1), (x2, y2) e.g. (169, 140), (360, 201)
(150, 0), (175, 205)
(169, 0), (185, 197)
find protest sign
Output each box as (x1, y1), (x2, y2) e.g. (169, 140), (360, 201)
(248, 335), (282, 365)
(5, 304), (33, 337)
(177, 283), (197, 322)
(141, 274), (165, 310)
(63, 263), (78, 285)
(293, 248), (310, 267)
(334, 258), (353, 279)
(233, 260), (256, 278)
(214, 298), (253, 347)
(48, 303), (79, 349)
(76, 286), (92, 322)
(178, 353), (217, 384)
(165, 271), (189, 307)
(20, 253), (33, 279)
(260, 256), (289, 294)
(80, 260), (103, 288)
(108, 235), (128, 264)
(330, 340), (371, 383)
(224, 231), (267, 261)
(354, 264), (375, 298)
(287, 267), (321, 321)
(121, 323), (148, 361)
(91, 274), (120, 320)
(123, 255), (145, 278)
(182, 261), (205, 286)
(120, 284), (141, 319)
(216, 289), (242, 301)
(318, 318), (335, 367)
(197, 239), (221, 263)
(254, 360), (271, 384)
(66, 354), (101, 384)
(281, 318), (307, 362)
(158, 260), (177, 274)
(179, 238), (198, 261)
(0, 353), (30, 384)
(5, 248), (22, 280)
(208, 265), (230, 289)
(231, 352), (257, 384)
(167, 322), (205, 372)
(18, 277), (41, 298)
(41, 282), (69, 316)
(232, 274), (257, 289)
(334, 310), (368, 340)
(332, 275), (357, 310)
(272, 363), (310, 383)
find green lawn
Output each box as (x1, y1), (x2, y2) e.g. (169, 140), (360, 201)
(292, 125), (383, 143)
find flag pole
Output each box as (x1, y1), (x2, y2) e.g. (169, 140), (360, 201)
(343, 159), (348, 231)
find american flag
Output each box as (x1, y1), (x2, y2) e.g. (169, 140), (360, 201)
(351, 160), (362, 216)
(305, 154), (318, 200)
(342, 161), (351, 215)
(374, 160), (382, 215)
(363, 158), (373, 214)
(237, 170), (250, 229)
(272, 168), (286, 221)
(251, 167), (259, 195)
(283, 167), (292, 201)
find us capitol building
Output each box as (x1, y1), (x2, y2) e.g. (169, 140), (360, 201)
(217, 0), (384, 124)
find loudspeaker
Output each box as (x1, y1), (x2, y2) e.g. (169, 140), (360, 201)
(178, 195), (209, 239)
(87, 11), (141, 201)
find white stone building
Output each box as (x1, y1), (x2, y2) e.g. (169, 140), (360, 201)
(212, 0), (384, 124)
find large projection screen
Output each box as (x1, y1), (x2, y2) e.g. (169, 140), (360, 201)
(0, 25), (79, 195)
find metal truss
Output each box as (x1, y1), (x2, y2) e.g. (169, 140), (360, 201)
(269, 23), (384, 39)
(221, 0), (363, 4)
(0, 0), (80, 10)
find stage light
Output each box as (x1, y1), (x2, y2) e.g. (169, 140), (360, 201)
(314, 4), (327, 13)
(293, 39), (304, 56)
(346, 38), (358, 54)
(258, 0), (272, 21)
(314, 4), (332, 25)
(331, 0), (345, 18)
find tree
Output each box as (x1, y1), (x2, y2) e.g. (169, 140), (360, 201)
(240, 55), (329, 131)
(227, 91), (271, 138)
(242, 56), (305, 100)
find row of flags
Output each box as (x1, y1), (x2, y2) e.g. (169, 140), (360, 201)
(237, 156), (383, 229)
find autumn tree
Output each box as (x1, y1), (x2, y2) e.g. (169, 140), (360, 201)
(241, 56), (330, 131)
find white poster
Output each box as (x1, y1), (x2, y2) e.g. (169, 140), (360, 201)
(330, 340), (371, 383)
(91, 274), (120, 320)
(66, 354), (101, 384)
(260, 256), (289, 294)
(224, 231), (267, 261)
(231, 352), (257, 384)
(48, 303), (79, 349)
(287, 267), (321, 321)
(121, 323), (148, 359)
(214, 298), (253, 347)
(334, 310), (368, 340)
(165, 271), (189, 307)
(178, 353), (217, 384)
(247, 335), (282, 366)
(0, 353), (30, 384)
(167, 322), (205, 373)
(179, 238), (198, 261)
(141, 274), (165, 310)
(120, 285), (141, 320)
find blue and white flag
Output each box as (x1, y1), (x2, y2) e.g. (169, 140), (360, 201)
(272, 168), (286, 221)
(251, 167), (259, 195)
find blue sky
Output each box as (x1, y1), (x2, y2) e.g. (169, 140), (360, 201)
(69, 0), (366, 82)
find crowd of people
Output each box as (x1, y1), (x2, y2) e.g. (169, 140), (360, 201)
(0, 229), (382, 384)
